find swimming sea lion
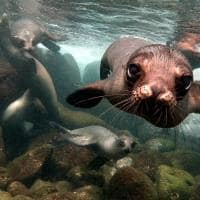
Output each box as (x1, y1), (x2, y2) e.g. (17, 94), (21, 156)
(0, 13), (59, 123)
(67, 37), (200, 128)
(10, 18), (61, 52)
(168, 32), (200, 69)
(50, 121), (136, 168)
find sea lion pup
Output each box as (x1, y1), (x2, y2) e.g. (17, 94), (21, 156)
(0, 13), (59, 124)
(10, 18), (61, 52)
(50, 121), (136, 169)
(66, 37), (200, 128)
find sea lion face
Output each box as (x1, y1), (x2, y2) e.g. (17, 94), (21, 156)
(123, 45), (193, 127)
(12, 30), (35, 51)
(66, 44), (193, 128)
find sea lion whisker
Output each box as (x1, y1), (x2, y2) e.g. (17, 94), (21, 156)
(165, 107), (168, 127)
(98, 98), (130, 118)
(71, 93), (130, 106)
(155, 110), (163, 126)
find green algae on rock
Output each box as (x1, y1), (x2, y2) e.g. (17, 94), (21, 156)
(67, 166), (105, 188)
(73, 185), (103, 200)
(107, 166), (157, 200)
(30, 179), (57, 198)
(7, 144), (53, 182)
(157, 165), (195, 200)
(11, 195), (34, 200)
(164, 151), (200, 176)
(131, 151), (169, 182)
(0, 190), (12, 200)
(7, 181), (31, 197)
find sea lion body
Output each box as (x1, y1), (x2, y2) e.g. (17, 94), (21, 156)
(10, 18), (60, 52)
(50, 122), (136, 160)
(67, 37), (200, 128)
(0, 14), (59, 123)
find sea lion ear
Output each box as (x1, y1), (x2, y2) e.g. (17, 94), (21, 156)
(66, 81), (106, 108)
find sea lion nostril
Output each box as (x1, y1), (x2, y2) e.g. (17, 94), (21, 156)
(157, 91), (175, 106)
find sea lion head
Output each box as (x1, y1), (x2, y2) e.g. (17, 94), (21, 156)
(12, 30), (35, 51)
(102, 134), (136, 159)
(67, 44), (193, 128)
(124, 44), (193, 127)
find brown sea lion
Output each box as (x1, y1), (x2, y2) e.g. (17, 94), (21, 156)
(168, 32), (200, 69)
(66, 37), (200, 128)
(0, 14), (59, 123)
(10, 18), (61, 52)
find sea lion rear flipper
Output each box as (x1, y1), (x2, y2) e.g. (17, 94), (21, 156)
(66, 80), (107, 108)
(42, 40), (60, 53)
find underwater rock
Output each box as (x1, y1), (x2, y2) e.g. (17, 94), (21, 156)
(0, 127), (6, 166)
(164, 151), (200, 176)
(51, 143), (95, 177)
(11, 195), (34, 200)
(82, 61), (101, 84)
(67, 166), (105, 188)
(0, 167), (12, 190)
(157, 165), (195, 200)
(73, 185), (103, 200)
(0, 190), (12, 200)
(32, 47), (81, 104)
(30, 179), (57, 198)
(145, 138), (176, 152)
(7, 181), (31, 197)
(55, 181), (72, 194)
(131, 151), (169, 182)
(116, 156), (133, 169)
(7, 144), (53, 182)
(191, 183), (200, 200)
(38, 192), (76, 200)
(99, 164), (117, 185)
(107, 166), (157, 200)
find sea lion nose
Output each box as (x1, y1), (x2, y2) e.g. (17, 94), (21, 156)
(157, 91), (176, 106)
(150, 83), (176, 106)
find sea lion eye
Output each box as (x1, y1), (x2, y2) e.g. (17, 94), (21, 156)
(127, 63), (141, 82)
(118, 140), (125, 147)
(180, 75), (193, 90)
(176, 75), (193, 99)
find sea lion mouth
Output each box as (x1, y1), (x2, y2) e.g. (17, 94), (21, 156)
(132, 98), (178, 128)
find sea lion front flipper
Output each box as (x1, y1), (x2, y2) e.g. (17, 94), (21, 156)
(42, 40), (60, 53)
(66, 80), (107, 108)
(2, 89), (34, 131)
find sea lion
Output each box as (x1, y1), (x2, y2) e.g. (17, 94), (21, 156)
(50, 121), (136, 169)
(67, 37), (200, 128)
(168, 32), (200, 69)
(10, 18), (61, 52)
(0, 13), (59, 123)
(31, 47), (81, 104)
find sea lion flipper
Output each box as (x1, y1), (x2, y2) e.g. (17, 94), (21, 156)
(66, 80), (107, 108)
(42, 40), (60, 52)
